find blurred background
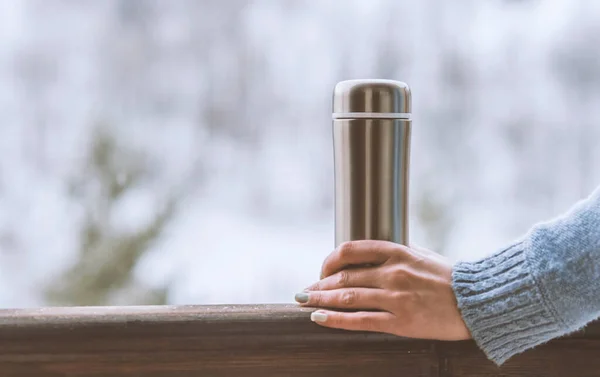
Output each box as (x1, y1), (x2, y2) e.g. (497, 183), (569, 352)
(0, 0), (599, 308)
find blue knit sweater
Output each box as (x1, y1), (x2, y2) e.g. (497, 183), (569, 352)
(452, 185), (600, 365)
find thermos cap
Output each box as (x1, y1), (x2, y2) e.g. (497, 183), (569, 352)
(332, 79), (411, 119)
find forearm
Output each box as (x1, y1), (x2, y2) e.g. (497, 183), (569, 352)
(452, 186), (600, 365)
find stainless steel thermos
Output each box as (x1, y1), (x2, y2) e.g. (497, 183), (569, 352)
(332, 79), (412, 247)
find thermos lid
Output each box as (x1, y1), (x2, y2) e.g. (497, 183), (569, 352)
(332, 79), (411, 119)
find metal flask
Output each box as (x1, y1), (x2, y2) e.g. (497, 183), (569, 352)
(332, 79), (411, 247)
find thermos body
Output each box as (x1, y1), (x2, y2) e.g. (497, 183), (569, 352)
(332, 80), (412, 247)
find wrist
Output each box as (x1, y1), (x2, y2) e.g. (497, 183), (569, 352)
(452, 241), (563, 365)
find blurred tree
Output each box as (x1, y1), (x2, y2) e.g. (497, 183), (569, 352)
(45, 125), (175, 306)
(551, 14), (600, 198)
(413, 180), (454, 255)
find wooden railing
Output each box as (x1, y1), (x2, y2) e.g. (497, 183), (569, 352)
(1, 304), (599, 376)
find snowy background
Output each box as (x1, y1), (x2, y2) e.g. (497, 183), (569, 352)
(0, 0), (599, 308)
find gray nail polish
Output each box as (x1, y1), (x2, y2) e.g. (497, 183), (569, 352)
(295, 292), (309, 303)
(311, 312), (328, 322)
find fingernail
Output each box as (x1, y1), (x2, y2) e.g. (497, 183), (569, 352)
(295, 292), (309, 304)
(311, 311), (328, 322)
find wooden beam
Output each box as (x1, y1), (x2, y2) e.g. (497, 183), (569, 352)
(0, 304), (599, 376)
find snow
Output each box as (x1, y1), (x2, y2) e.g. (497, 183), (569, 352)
(0, 0), (599, 307)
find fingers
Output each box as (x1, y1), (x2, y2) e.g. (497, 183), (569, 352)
(305, 267), (381, 291)
(309, 310), (396, 333)
(321, 240), (395, 279)
(295, 288), (390, 311)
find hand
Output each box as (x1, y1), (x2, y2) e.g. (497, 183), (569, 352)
(295, 240), (471, 341)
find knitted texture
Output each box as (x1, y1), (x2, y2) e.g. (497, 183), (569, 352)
(452, 186), (600, 365)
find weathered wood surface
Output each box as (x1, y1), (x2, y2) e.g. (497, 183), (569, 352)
(0, 304), (599, 377)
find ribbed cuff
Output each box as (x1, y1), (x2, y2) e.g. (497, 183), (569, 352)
(452, 242), (564, 365)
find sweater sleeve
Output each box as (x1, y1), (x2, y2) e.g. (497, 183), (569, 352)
(452, 186), (600, 365)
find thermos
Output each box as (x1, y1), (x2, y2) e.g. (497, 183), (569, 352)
(332, 79), (411, 247)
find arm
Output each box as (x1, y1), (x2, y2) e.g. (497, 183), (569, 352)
(453, 186), (600, 364)
(297, 186), (600, 365)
